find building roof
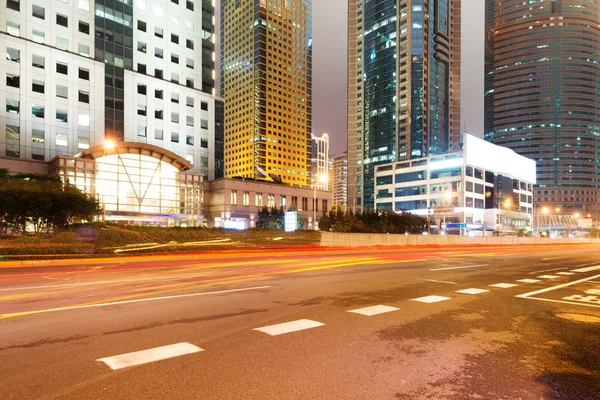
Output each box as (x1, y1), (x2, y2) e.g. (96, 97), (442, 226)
(77, 142), (193, 171)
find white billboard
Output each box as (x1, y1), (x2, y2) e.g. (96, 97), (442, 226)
(463, 134), (536, 183)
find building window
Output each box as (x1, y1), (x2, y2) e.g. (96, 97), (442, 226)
(155, 27), (163, 38)
(137, 63), (147, 74)
(186, 116), (194, 126)
(186, 58), (194, 69)
(78, 68), (89, 80)
(185, 97), (194, 107)
(281, 195), (287, 208)
(6, 73), (20, 88)
(171, 54), (179, 64)
(32, 54), (44, 69)
(56, 85), (68, 99)
(79, 90), (90, 103)
(200, 119), (208, 129)
(201, 101), (208, 111)
(6, 48), (19, 62)
(231, 191), (237, 205)
(137, 104), (146, 116)
(155, 69), (163, 79)
(186, 135), (194, 146)
(155, 110), (163, 119)
(171, 93), (179, 103)
(200, 138), (208, 148)
(7, 21), (20, 36)
(137, 41), (147, 53)
(137, 126), (147, 137)
(78, 137), (90, 150)
(137, 84), (147, 95)
(171, 132), (179, 143)
(171, 34), (179, 44)
(56, 13), (68, 27)
(155, 89), (163, 99)
(56, 133), (67, 147)
(138, 20), (146, 32)
(255, 193), (263, 207)
(155, 128), (164, 140)
(186, 39), (194, 50)
(79, 21), (90, 34)
(78, 44), (90, 57)
(56, 110), (68, 123)
(186, 1), (194, 11)
(6, 124), (19, 140)
(186, 78), (194, 88)
(7, 0), (19, 11)
(32, 80), (45, 94)
(243, 192), (250, 206)
(155, 47), (163, 59)
(7, 99), (20, 114)
(32, 29), (45, 43)
(32, 129), (45, 143)
(78, 0), (90, 11)
(171, 113), (179, 123)
(171, 72), (179, 83)
(32, 5), (45, 19)
(268, 194), (275, 208)
(56, 37), (68, 50)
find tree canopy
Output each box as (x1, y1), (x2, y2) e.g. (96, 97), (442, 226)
(0, 169), (99, 234)
(319, 208), (427, 234)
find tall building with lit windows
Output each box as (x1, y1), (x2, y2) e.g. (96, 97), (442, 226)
(485, 0), (600, 217)
(1, 0), (221, 179)
(347, 0), (462, 211)
(220, 0), (312, 186)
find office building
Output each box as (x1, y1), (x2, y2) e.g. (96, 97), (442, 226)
(220, 0), (312, 186)
(348, 0), (462, 211)
(1, 0), (221, 180)
(311, 132), (328, 190)
(485, 0), (600, 217)
(332, 151), (348, 209)
(374, 133), (535, 235)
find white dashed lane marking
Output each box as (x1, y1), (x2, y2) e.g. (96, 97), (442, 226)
(538, 275), (560, 279)
(456, 288), (489, 295)
(411, 295), (451, 303)
(489, 283), (518, 289)
(97, 343), (203, 370)
(517, 279), (541, 283)
(556, 272), (575, 276)
(253, 319), (325, 336)
(348, 305), (399, 316)
(572, 265), (600, 273)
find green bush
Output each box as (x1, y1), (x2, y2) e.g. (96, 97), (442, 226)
(14, 235), (41, 245)
(0, 243), (93, 255)
(94, 226), (156, 252)
(52, 232), (82, 243)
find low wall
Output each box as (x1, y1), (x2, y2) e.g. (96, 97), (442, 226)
(320, 232), (600, 247)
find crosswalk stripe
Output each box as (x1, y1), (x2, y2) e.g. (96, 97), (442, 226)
(556, 272), (574, 276)
(489, 283), (518, 288)
(348, 305), (399, 316)
(571, 265), (600, 273)
(253, 319), (325, 336)
(456, 288), (489, 295)
(97, 343), (203, 370)
(517, 279), (540, 283)
(411, 295), (451, 303)
(537, 275), (560, 279)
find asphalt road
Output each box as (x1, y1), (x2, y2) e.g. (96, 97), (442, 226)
(1, 245), (600, 399)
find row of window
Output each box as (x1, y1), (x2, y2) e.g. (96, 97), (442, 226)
(6, 74), (90, 103)
(229, 190), (327, 212)
(136, 84), (209, 111)
(5, 48), (91, 80)
(6, 100), (90, 126)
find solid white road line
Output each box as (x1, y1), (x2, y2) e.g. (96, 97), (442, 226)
(456, 288), (489, 295)
(253, 319), (325, 336)
(542, 257), (566, 261)
(572, 265), (600, 273)
(516, 274), (600, 309)
(489, 283), (518, 289)
(0, 286), (272, 318)
(537, 275), (560, 279)
(97, 343), (203, 370)
(556, 272), (575, 276)
(517, 279), (541, 283)
(348, 305), (399, 316)
(430, 264), (488, 272)
(411, 295), (451, 303)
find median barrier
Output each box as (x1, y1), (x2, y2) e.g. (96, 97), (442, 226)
(320, 232), (600, 247)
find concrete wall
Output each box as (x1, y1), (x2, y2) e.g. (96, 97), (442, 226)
(320, 232), (600, 247)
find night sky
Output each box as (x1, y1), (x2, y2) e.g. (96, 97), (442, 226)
(217, 0), (485, 156)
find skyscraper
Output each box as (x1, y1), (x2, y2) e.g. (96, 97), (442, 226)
(311, 132), (329, 190)
(485, 0), (600, 216)
(332, 151), (348, 209)
(347, 0), (462, 211)
(220, 0), (312, 186)
(1, 0), (221, 179)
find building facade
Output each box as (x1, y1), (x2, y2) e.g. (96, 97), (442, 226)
(1, 0), (221, 179)
(332, 151), (348, 209)
(374, 133), (536, 235)
(485, 0), (600, 218)
(205, 178), (330, 230)
(347, 0), (462, 211)
(220, 0), (312, 186)
(311, 132), (328, 190)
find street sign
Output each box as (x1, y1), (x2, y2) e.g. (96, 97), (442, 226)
(284, 211), (297, 232)
(446, 223), (466, 229)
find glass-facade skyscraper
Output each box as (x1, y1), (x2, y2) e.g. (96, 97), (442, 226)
(485, 0), (600, 216)
(348, 0), (462, 211)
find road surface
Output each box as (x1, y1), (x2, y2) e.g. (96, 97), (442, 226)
(1, 245), (600, 399)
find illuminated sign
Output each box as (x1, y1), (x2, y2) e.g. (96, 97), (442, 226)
(284, 211), (297, 232)
(428, 157), (464, 171)
(223, 219), (246, 230)
(463, 133), (536, 183)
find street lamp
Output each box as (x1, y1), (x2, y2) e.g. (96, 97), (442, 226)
(313, 173), (327, 230)
(536, 206), (549, 237)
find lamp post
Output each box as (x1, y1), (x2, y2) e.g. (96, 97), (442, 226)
(97, 140), (115, 221)
(313, 173), (327, 230)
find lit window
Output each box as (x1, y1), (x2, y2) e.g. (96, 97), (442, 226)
(56, 110), (68, 123)
(56, 133), (68, 147)
(6, 48), (19, 62)
(32, 29), (45, 43)
(78, 137), (90, 149)
(78, 114), (90, 126)
(6, 124), (19, 140)
(32, 54), (44, 69)
(186, 116), (194, 126)
(32, 129), (45, 143)
(171, 132), (179, 143)
(32, 5), (45, 19)
(186, 135), (194, 146)
(31, 104), (44, 118)
(56, 37), (68, 50)
(7, 21), (20, 36)
(56, 85), (68, 99)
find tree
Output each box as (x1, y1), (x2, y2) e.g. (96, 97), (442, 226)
(255, 206), (284, 230)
